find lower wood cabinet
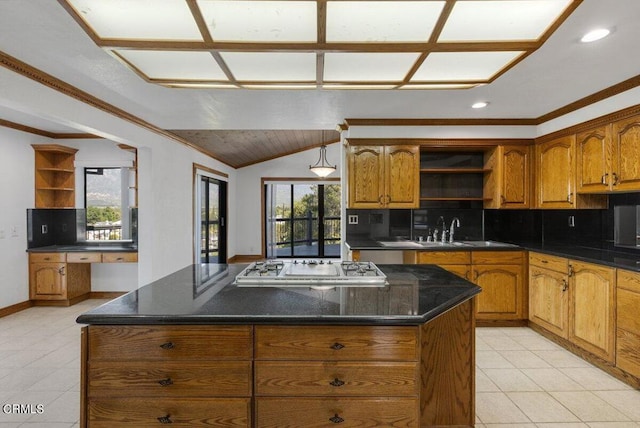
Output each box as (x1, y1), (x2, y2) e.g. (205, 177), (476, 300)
(415, 250), (526, 322)
(83, 326), (253, 428)
(528, 254), (615, 363)
(29, 252), (90, 303)
(616, 269), (640, 378)
(82, 306), (476, 427)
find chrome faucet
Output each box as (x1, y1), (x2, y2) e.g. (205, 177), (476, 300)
(449, 217), (461, 243)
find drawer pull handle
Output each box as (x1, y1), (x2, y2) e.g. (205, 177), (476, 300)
(329, 414), (344, 424)
(158, 378), (173, 386)
(562, 279), (569, 292)
(329, 378), (345, 387)
(330, 342), (345, 350)
(80, 257), (88, 260)
(160, 342), (175, 350)
(117, 257), (124, 261)
(157, 414), (173, 424)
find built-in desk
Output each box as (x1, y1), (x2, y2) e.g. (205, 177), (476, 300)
(27, 246), (137, 306)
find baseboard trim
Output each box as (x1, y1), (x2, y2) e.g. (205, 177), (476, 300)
(228, 254), (264, 263)
(89, 291), (127, 299)
(477, 319), (528, 327)
(0, 300), (34, 318)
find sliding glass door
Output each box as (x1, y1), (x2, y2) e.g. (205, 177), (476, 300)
(265, 182), (340, 258)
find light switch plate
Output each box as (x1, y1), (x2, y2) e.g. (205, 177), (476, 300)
(348, 215), (358, 225)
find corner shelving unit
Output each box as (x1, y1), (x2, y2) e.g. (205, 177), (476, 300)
(32, 144), (78, 208)
(419, 149), (492, 208)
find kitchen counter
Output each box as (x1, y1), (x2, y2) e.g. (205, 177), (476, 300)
(76, 263), (480, 325)
(78, 263), (479, 427)
(346, 239), (640, 272)
(28, 243), (137, 252)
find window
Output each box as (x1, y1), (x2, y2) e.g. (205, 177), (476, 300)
(265, 182), (341, 258)
(84, 167), (135, 241)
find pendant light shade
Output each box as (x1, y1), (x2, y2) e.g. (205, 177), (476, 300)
(309, 144), (336, 177)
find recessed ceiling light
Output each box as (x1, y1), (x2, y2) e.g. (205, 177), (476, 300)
(472, 102), (488, 109)
(581, 28), (610, 43)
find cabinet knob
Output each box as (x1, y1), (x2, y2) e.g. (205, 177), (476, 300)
(58, 266), (65, 276)
(601, 173), (609, 185)
(157, 414), (173, 424)
(567, 192), (573, 204)
(329, 378), (345, 387)
(158, 378), (173, 387)
(159, 342), (175, 350)
(562, 279), (569, 292)
(612, 172), (619, 185)
(330, 342), (345, 350)
(329, 414), (344, 424)
(568, 265), (574, 277)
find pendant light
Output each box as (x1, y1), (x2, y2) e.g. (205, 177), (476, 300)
(309, 132), (336, 177)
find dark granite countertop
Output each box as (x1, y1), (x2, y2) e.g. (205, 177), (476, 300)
(346, 239), (640, 272)
(76, 263), (481, 326)
(345, 239), (522, 251)
(27, 243), (137, 253)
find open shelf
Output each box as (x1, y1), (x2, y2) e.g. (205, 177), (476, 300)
(32, 144), (77, 208)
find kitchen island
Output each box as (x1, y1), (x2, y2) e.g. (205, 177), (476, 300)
(77, 263), (481, 428)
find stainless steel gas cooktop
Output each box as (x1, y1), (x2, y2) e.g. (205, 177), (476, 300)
(234, 260), (388, 287)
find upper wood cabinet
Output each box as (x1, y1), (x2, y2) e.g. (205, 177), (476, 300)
(576, 115), (640, 193)
(611, 115), (640, 191)
(32, 144), (77, 208)
(535, 136), (606, 209)
(347, 145), (419, 209)
(484, 145), (531, 209)
(535, 136), (575, 209)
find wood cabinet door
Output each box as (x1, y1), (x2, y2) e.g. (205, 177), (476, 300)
(29, 262), (66, 299)
(347, 146), (385, 208)
(472, 264), (524, 320)
(536, 136), (575, 208)
(385, 145), (420, 208)
(529, 266), (569, 338)
(501, 145), (530, 208)
(568, 261), (615, 362)
(576, 126), (612, 193)
(611, 115), (640, 191)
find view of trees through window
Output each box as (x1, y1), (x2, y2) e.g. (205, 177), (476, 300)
(267, 183), (341, 258)
(85, 168), (127, 240)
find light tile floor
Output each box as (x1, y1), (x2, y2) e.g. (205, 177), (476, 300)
(0, 301), (638, 427)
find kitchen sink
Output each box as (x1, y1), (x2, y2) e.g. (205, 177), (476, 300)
(378, 241), (424, 248)
(458, 241), (519, 248)
(417, 241), (472, 248)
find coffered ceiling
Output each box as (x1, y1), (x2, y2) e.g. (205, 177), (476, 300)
(1, 0), (640, 167)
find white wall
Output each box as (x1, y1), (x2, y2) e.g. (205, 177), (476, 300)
(234, 143), (341, 256)
(0, 127), (47, 308)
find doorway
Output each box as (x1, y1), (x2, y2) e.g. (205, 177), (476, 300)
(198, 176), (227, 263)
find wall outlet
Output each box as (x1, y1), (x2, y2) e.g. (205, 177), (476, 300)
(11, 226), (18, 237)
(41, 224), (48, 234)
(568, 215), (575, 228)
(348, 215), (358, 225)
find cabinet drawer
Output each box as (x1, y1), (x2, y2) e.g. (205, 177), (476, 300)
(618, 269), (640, 294)
(529, 252), (568, 273)
(255, 326), (418, 361)
(89, 361), (252, 397)
(256, 397), (418, 428)
(255, 361), (418, 396)
(88, 397), (251, 427)
(29, 252), (65, 263)
(88, 326), (252, 361)
(472, 251), (524, 265)
(417, 251), (470, 265)
(102, 252), (138, 263)
(617, 288), (640, 336)
(66, 252), (101, 263)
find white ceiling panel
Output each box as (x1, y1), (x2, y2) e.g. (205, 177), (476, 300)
(411, 51), (525, 82)
(326, 1), (445, 42)
(66, 0), (203, 41)
(439, 0), (573, 41)
(198, 0), (317, 42)
(221, 52), (317, 81)
(324, 52), (420, 81)
(115, 50), (228, 80)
